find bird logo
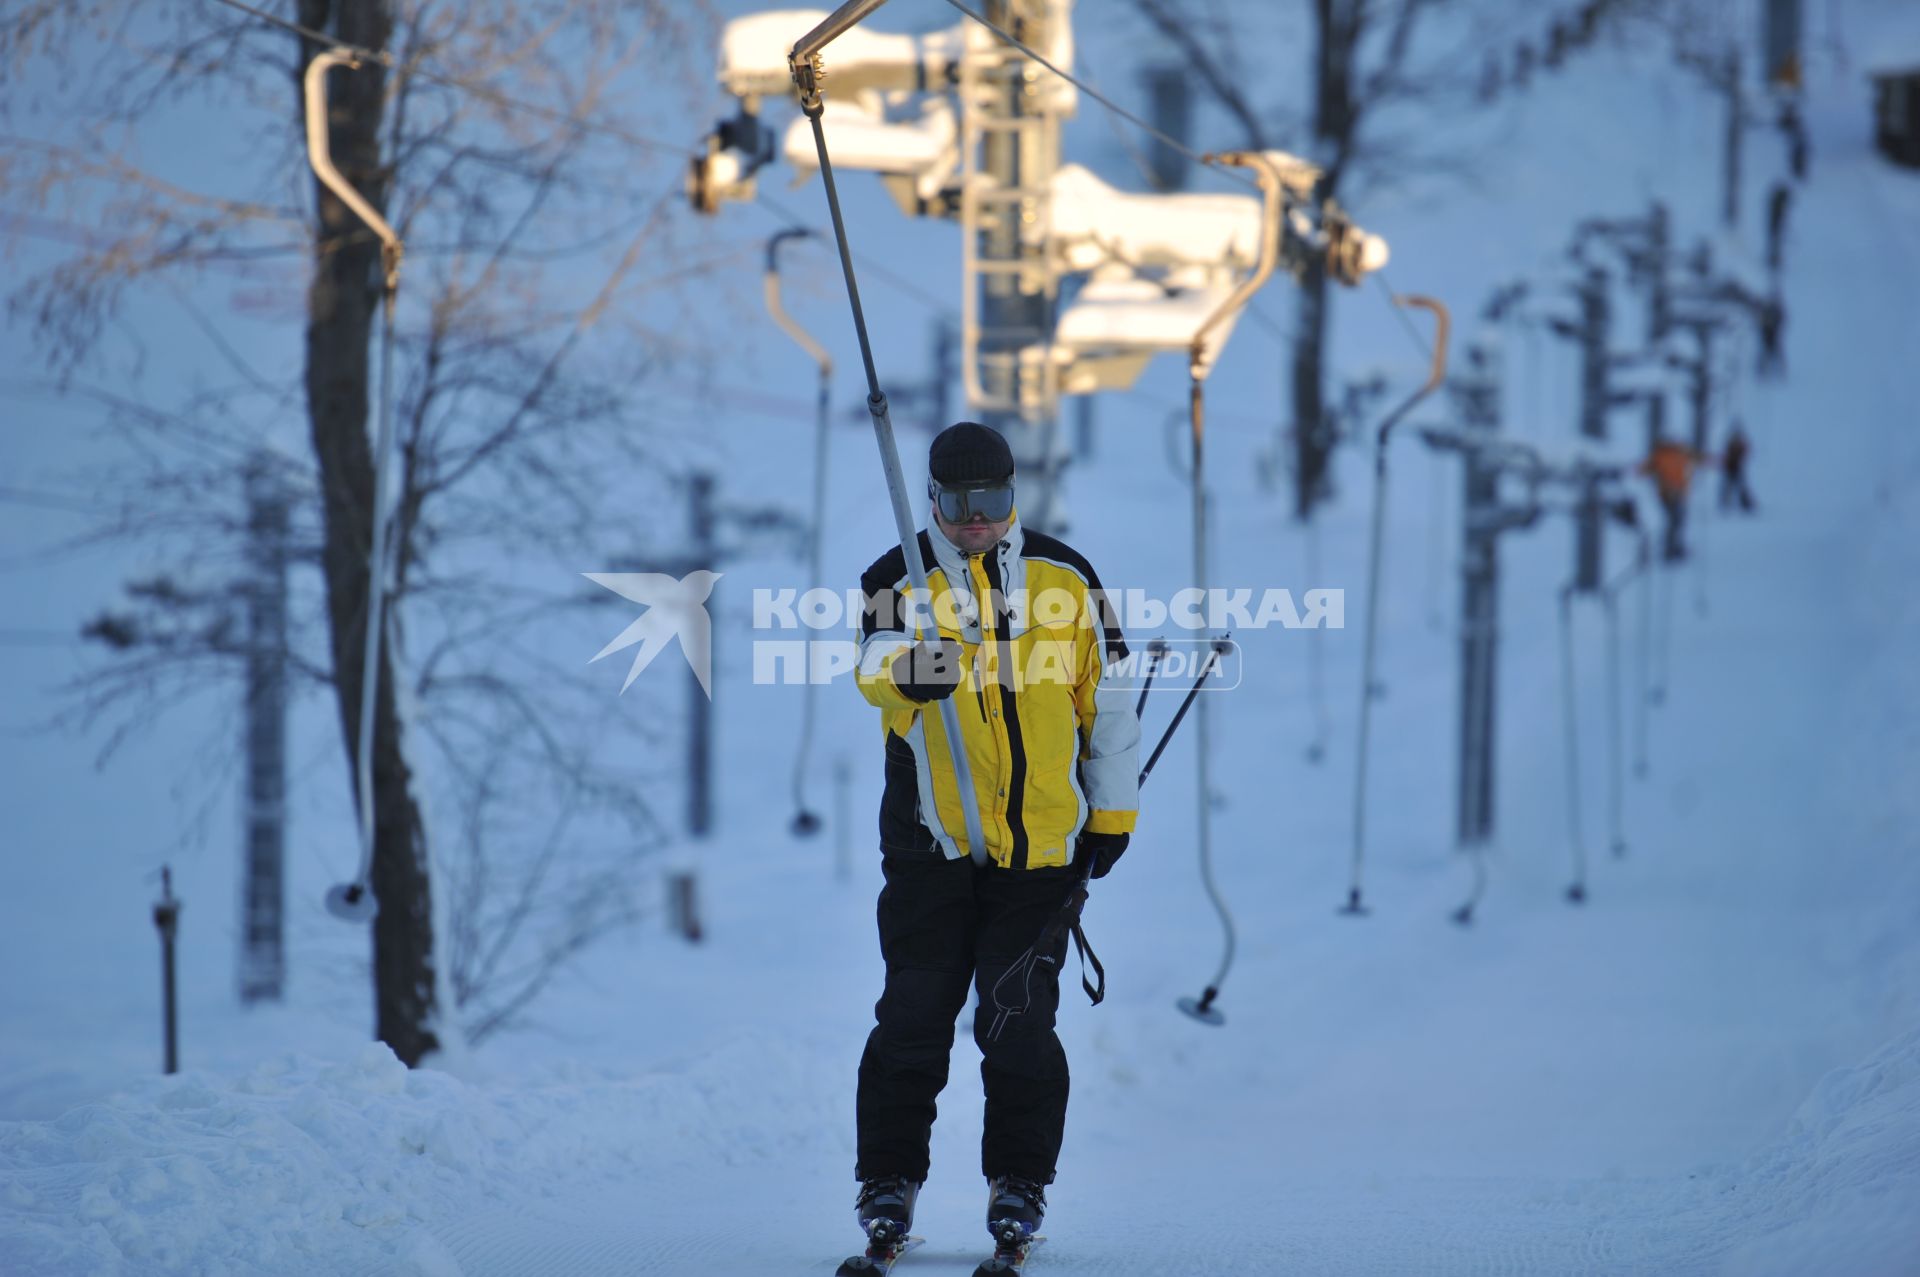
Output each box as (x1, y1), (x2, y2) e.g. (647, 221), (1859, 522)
(584, 570), (722, 696)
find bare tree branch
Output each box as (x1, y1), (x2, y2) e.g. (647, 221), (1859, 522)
(5, 0), (720, 1057)
(1129, 0), (1275, 150)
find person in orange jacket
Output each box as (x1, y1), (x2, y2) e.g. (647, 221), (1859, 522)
(1638, 438), (1714, 561)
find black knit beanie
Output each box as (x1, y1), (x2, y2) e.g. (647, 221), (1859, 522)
(928, 421), (1014, 486)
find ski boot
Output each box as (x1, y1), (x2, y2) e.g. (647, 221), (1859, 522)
(856, 1175), (921, 1249)
(984, 1175), (1045, 1248)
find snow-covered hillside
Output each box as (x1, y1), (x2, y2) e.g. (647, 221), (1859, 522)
(3, 1), (1919, 1274)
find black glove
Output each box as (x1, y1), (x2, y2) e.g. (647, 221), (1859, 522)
(1078, 831), (1130, 879)
(892, 637), (966, 703)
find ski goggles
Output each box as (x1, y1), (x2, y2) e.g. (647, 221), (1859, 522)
(929, 479), (1015, 524)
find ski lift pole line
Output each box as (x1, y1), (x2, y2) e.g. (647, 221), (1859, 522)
(1344, 295), (1450, 917)
(305, 48), (403, 924)
(765, 229), (834, 837)
(1137, 638), (1230, 789)
(789, 21), (989, 868)
(1133, 639), (1168, 719)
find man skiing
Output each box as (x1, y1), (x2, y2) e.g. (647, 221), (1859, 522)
(846, 421), (1140, 1268)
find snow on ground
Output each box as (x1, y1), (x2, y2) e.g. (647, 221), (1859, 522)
(4, 1), (1920, 1274)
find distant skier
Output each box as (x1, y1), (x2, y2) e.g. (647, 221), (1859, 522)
(1639, 437), (1711, 562)
(847, 422), (1139, 1265)
(1779, 98), (1810, 181)
(1720, 423), (1756, 513)
(1757, 292), (1788, 379)
(1766, 182), (1792, 275)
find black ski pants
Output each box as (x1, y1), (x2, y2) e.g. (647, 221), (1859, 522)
(1719, 470), (1755, 512)
(855, 854), (1077, 1186)
(1660, 491), (1689, 561)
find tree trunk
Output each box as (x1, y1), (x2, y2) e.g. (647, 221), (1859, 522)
(1291, 255), (1332, 520)
(1294, 0), (1356, 522)
(298, 0), (441, 1067)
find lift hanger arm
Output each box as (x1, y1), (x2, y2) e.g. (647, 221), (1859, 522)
(1188, 152), (1285, 381)
(765, 230), (834, 375)
(789, 0), (896, 107)
(303, 49), (402, 288)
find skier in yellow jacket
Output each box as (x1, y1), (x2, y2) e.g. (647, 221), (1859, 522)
(848, 422), (1140, 1255)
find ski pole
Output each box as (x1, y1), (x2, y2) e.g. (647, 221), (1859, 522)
(985, 643), (1227, 1042)
(1133, 638), (1167, 719)
(307, 49), (403, 925)
(789, 34), (989, 867)
(1138, 637), (1230, 788)
(764, 229), (834, 838)
(986, 867), (1099, 1042)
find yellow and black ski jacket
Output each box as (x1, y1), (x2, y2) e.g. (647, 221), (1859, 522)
(856, 516), (1140, 870)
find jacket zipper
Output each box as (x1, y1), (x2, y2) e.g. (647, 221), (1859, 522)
(970, 554), (1008, 863)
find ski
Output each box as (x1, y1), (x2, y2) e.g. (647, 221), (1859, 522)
(972, 1234), (1045, 1275)
(834, 1235), (923, 1275)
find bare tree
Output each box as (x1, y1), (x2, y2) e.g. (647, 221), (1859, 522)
(1129, 0), (1642, 518)
(3, 1), (738, 1063)
(1124, 0), (1462, 516)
